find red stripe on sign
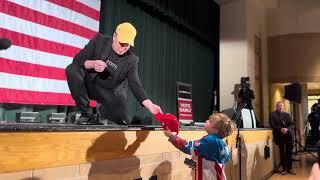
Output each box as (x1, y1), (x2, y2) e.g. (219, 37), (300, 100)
(0, 28), (81, 57)
(0, 0), (96, 39)
(47, 0), (100, 21)
(0, 88), (75, 105)
(179, 113), (193, 116)
(0, 58), (66, 80)
(179, 116), (193, 120)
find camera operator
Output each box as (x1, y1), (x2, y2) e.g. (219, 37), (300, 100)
(308, 100), (320, 139)
(238, 77), (255, 110)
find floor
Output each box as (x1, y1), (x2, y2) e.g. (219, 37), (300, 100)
(269, 152), (318, 180)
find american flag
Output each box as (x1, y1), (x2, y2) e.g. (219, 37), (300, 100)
(0, 0), (100, 105)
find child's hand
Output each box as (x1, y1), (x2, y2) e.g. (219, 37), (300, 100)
(309, 163), (320, 180)
(163, 128), (173, 137)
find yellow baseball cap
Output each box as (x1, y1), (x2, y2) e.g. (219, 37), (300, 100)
(116, 22), (137, 47)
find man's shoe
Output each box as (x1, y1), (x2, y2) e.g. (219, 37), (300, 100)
(98, 119), (118, 125)
(74, 107), (95, 125)
(74, 115), (92, 125)
(280, 170), (287, 175)
(287, 169), (296, 175)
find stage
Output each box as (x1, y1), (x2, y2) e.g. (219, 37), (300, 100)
(0, 123), (274, 179)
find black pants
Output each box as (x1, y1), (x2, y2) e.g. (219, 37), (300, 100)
(65, 63), (130, 125)
(310, 122), (320, 137)
(278, 141), (293, 170)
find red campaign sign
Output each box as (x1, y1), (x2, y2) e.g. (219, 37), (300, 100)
(177, 98), (193, 123)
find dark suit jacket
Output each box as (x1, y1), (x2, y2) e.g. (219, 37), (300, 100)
(269, 111), (295, 145)
(72, 33), (147, 104)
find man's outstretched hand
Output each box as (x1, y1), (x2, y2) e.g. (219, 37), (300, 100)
(142, 99), (163, 115)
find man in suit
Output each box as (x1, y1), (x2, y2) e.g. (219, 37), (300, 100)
(65, 22), (162, 125)
(269, 101), (295, 175)
(308, 101), (320, 140)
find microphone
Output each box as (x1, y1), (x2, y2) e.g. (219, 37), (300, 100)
(0, 38), (12, 50)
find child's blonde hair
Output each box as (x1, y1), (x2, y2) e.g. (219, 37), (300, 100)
(208, 113), (234, 138)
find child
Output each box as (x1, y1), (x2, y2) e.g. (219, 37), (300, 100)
(163, 113), (234, 180)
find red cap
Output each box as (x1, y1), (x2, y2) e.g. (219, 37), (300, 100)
(155, 113), (179, 133)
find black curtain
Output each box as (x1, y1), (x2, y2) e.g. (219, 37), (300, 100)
(100, 0), (219, 122)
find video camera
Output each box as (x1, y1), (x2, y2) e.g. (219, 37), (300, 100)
(310, 99), (320, 123)
(238, 77), (254, 109)
(307, 99), (320, 145)
(240, 76), (250, 89)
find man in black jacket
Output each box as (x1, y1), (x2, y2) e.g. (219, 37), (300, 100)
(308, 101), (320, 139)
(269, 101), (295, 175)
(65, 22), (162, 125)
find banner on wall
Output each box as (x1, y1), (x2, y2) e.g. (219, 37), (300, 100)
(0, 0), (101, 105)
(176, 82), (193, 124)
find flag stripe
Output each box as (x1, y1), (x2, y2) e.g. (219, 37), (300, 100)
(0, 0), (96, 40)
(0, 45), (72, 69)
(47, 0), (100, 21)
(0, 58), (66, 80)
(76, 0), (101, 11)
(0, 88), (96, 106)
(0, 28), (81, 58)
(0, 88), (74, 105)
(0, 13), (89, 49)
(7, 0), (99, 31)
(0, 72), (70, 93)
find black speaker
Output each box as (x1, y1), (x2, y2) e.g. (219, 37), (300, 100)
(284, 83), (302, 103)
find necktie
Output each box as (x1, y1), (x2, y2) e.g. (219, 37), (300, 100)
(280, 113), (286, 126)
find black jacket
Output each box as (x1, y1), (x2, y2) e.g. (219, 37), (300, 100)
(72, 33), (147, 104)
(269, 111), (295, 145)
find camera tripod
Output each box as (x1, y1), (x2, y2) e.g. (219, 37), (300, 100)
(292, 126), (318, 159)
(231, 103), (246, 180)
(288, 102), (318, 160)
(233, 102), (257, 128)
